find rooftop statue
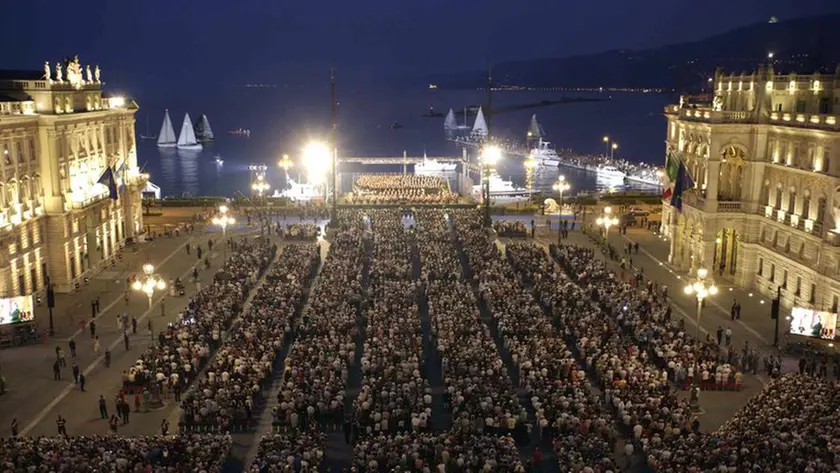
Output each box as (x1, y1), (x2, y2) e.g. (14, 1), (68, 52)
(43, 61), (51, 81)
(55, 62), (63, 82)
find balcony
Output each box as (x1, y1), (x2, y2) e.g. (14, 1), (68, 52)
(66, 191), (108, 211)
(760, 205), (824, 237)
(682, 189), (706, 210)
(676, 107), (753, 124)
(769, 112), (839, 131)
(717, 201), (742, 213)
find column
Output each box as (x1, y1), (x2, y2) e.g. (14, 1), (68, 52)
(705, 160), (721, 204)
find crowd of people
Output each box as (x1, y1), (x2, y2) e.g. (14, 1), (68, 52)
(126, 240), (275, 400)
(505, 241), (698, 467)
(248, 432), (325, 473)
(276, 223), (321, 241)
(271, 225), (365, 435)
(493, 220), (528, 237)
(179, 244), (320, 433)
(454, 213), (618, 472)
(647, 373), (840, 472)
(349, 175), (458, 205)
(0, 434), (232, 472)
(551, 244), (744, 391)
(354, 210), (431, 437)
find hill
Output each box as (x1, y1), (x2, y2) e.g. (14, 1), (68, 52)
(432, 14), (840, 90)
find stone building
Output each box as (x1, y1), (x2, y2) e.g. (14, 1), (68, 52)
(663, 60), (840, 311)
(0, 56), (146, 294)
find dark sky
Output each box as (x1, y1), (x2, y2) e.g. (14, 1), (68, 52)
(0, 0), (835, 90)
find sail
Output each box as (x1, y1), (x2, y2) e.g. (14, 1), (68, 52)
(157, 110), (177, 146)
(195, 114), (215, 142)
(177, 113), (201, 148)
(472, 107), (488, 137)
(527, 114), (545, 140)
(444, 109), (458, 130)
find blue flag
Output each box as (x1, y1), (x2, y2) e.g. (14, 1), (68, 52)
(97, 166), (118, 200)
(669, 161), (694, 212)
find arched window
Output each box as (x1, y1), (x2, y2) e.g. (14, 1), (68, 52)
(775, 185), (783, 210)
(802, 190), (811, 220)
(788, 187), (796, 214)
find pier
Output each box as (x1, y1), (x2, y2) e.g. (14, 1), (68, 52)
(339, 156), (459, 165)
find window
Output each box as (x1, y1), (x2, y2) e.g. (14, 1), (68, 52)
(30, 268), (37, 292)
(795, 100), (806, 113)
(795, 277), (802, 296)
(833, 295), (838, 313)
(799, 242), (805, 259)
(810, 283), (817, 304)
(773, 231), (779, 247)
(3, 143), (10, 164)
(775, 187), (783, 209)
(758, 258), (764, 275)
(824, 149), (831, 173)
(17, 274), (25, 296)
(776, 103), (783, 112)
(802, 195), (810, 219)
(782, 270), (788, 289)
(819, 98), (831, 114)
(817, 198), (826, 223)
(789, 192), (796, 214)
(770, 263), (776, 282)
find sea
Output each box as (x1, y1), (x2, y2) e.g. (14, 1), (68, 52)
(136, 85), (670, 198)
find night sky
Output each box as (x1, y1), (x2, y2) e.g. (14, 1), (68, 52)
(0, 0), (836, 92)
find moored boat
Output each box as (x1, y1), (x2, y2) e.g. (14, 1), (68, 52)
(176, 113), (203, 150)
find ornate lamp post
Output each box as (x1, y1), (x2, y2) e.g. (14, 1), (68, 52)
(611, 142), (619, 160)
(480, 144), (501, 228)
(602, 135), (610, 158)
(553, 176), (570, 243)
(596, 206), (619, 243)
(132, 263), (166, 309)
(683, 267), (718, 409)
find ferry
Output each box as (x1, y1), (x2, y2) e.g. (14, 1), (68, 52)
(415, 158), (457, 173)
(528, 139), (561, 166)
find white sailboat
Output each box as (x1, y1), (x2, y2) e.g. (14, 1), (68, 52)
(444, 109), (458, 130)
(156, 110), (177, 148)
(472, 107), (488, 138)
(176, 113), (203, 150)
(526, 114), (545, 141)
(195, 114), (215, 142)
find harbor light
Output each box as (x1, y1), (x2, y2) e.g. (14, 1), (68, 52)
(482, 145), (502, 166)
(303, 141), (331, 184)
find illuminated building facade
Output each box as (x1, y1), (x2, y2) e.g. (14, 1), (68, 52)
(0, 57), (146, 294)
(662, 61), (840, 311)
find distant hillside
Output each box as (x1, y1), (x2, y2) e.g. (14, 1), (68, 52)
(432, 14), (840, 91)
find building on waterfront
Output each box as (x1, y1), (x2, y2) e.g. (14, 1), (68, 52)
(662, 60), (840, 311)
(0, 56), (146, 294)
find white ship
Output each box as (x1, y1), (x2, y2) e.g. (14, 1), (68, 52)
(597, 164), (626, 180)
(273, 178), (322, 201)
(176, 113), (203, 150)
(156, 110), (177, 148)
(473, 172), (529, 199)
(415, 156), (457, 173)
(529, 139), (561, 166)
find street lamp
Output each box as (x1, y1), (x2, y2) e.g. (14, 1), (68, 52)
(683, 267), (718, 408)
(303, 141), (332, 200)
(278, 154), (293, 187)
(212, 206), (235, 259)
(611, 142), (619, 160)
(602, 136), (609, 158)
(481, 144), (501, 228)
(132, 263), (166, 309)
(251, 174), (270, 196)
(596, 206), (619, 242)
(552, 176), (570, 243)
